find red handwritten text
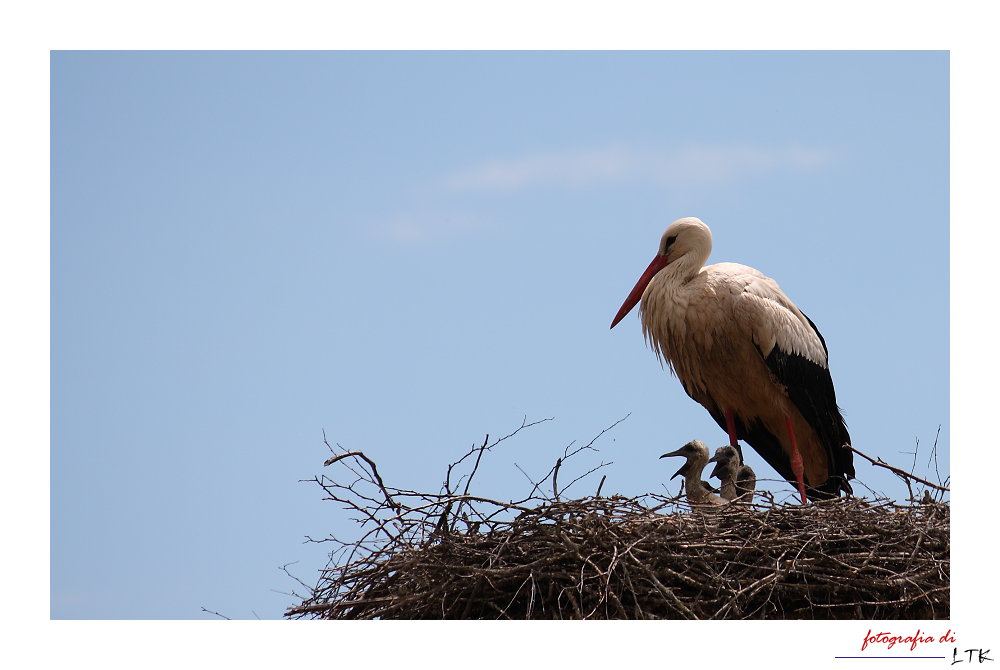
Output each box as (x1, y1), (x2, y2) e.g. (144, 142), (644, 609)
(862, 629), (939, 652)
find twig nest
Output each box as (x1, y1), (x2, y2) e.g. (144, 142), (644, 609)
(287, 495), (948, 620)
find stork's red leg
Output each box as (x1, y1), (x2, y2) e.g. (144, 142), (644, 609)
(784, 415), (808, 504)
(724, 409), (745, 463)
(724, 409), (738, 448)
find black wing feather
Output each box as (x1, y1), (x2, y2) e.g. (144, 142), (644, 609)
(758, 310), (854, 496)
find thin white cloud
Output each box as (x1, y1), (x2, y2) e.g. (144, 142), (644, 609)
(373, 143), (838, 244)
(442, 144), (838, 192)
(373, 210), (489, 243)
(443, 147), (636, 191)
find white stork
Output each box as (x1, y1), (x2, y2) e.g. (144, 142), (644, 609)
(660, 440), (727, 506)
(611, 217), (854, 504)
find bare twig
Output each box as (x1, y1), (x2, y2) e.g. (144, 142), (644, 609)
(552, 457), (562, 501)
(279, 562), (312, 593)
(201, 607), (232, 620)
(842, 444), (950, 493)
(324, 450), (400, 511)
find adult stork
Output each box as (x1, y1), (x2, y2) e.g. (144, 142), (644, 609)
(611, 217), (854, 503)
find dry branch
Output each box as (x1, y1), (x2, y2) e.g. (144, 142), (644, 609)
(842, 443), (950, 494)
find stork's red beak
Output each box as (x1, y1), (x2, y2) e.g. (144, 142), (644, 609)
(610, 255), (670, 329)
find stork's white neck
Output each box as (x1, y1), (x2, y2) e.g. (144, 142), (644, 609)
(665, 250), (709, 283)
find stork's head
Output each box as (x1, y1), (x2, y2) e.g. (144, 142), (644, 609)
(660, 439), (710, 479)
(708, 445), (741, 480)
(610, 217), (713, 328)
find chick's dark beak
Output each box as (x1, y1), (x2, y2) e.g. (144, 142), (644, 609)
(660, 449), (690, 480)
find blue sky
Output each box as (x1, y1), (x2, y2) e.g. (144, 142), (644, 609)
(51, 50), (948, 620)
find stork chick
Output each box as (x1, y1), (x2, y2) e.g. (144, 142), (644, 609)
(709, 445), (756, 503)
(736, 462), (757, 504)
(660, 440), (727, 506)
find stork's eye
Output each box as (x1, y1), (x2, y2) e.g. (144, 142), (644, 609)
(663, 235), (677, 253)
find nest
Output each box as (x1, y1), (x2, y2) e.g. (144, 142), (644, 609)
(286, 420), (949, 620)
